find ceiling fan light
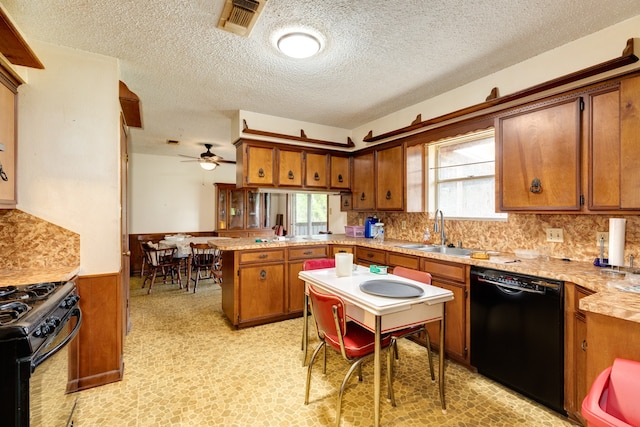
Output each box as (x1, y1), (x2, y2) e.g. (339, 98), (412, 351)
(277, 32), (320, 59)
(200, 161), (217, 171)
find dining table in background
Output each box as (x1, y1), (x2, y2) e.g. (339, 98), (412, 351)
(299, 265), (454, 427)
(159, 236), (226, 285)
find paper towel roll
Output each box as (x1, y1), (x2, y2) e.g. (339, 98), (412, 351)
(609, 218), (626, 267)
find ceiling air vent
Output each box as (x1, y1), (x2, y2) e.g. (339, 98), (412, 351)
(217, 0), (267, 37)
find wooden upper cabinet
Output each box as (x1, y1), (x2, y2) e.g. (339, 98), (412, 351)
(330, 155), (350, 189)
(351, 152), (375, 210)
(588, 86), (621, 210)
(0, 80), (16, 207)
(620, 75), (640, 210)
(277, 148), (303, 187)
(497, 96), (582, 211)
(376, 145), (404, 210)
(304, 152), (328, 188)
(242, 144), (274, 186)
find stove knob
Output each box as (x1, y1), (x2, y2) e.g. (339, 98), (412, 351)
(47, 317), (61, 328)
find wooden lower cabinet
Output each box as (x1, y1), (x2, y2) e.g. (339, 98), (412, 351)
(221, 245), (329, 328)
(564, 283), (592, 424)
(355, 247), (386, 266)
(287, 245), (328, 313)
(421, 258), (470, 367)
(330, 245), (354, 256)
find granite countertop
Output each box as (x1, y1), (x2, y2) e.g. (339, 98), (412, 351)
(0, 266), (80, 287)
(209, 234), (640, 324)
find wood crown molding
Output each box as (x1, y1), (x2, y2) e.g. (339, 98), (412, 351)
(364, 38), (639, 143)
(0, 5), (44, 69)
(242, 119), (355, 148)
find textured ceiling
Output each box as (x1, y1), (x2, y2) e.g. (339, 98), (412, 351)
(3, 0), (640, 161)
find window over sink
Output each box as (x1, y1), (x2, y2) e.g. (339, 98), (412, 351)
(428, 129), (507, 220)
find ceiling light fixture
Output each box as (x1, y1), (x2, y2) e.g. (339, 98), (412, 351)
(200, 161), (217, 171)
(277, 32), (321, 59)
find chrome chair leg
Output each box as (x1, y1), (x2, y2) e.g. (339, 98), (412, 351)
(304, 341), (325, 405)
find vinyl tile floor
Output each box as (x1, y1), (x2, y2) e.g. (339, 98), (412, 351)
(66, 277), (577, 426)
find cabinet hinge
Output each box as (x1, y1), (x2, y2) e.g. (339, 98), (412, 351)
(580, 194), (585, 206)
(237, 269), (240, 276)
(464, 347), (468, 357)
(464, 288), (468, 299)
(579, 98), (584, 111)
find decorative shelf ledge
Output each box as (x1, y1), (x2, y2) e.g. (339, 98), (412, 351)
(364, 38), (639, 143)
(242, 119), (354, 148)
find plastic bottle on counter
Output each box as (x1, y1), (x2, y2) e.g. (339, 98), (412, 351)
(423, 228), (431, 244)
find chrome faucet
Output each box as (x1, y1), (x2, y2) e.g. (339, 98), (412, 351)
(434, 209), (446, 246)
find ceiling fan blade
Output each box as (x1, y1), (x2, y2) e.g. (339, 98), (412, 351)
(217, 159), (237, 164)
(180, 159), (199, 162)
(178, 154), (199, 159)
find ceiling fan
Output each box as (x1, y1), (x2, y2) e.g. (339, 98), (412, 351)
(179, 144), (236, 170)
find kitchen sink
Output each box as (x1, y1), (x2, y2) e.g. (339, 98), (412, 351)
(398, 244), (472, 257)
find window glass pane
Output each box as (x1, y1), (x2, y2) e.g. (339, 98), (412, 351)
(437, 137), (494, 180)
(292, 193), (328, 235)
(437, 178), (499, 218)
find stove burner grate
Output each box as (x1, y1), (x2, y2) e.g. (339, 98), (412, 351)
(0, 285), (17, 299)
(0, 301), (31, 325)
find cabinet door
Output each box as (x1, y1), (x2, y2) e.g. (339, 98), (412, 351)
(376, 145), (404, 210)
(229, 189), (245, 229)
(620, 75), (640, 209)
(245, 145), (274, 186)
(0, 82), (16, 206)
(278, 149), (303, 187)
(424, 280), (466, 363)
(330, 155), (350, 189)
(497, 97), (582, 211)
(352, 152), (375, 210)
(588, 86), (621, 210)
(216, 186), (228, 230)
(245, 190), (261, 229)
(239, 263), (285, 322)
(305, 153), (328, 188)
(340, 193), (352, 211)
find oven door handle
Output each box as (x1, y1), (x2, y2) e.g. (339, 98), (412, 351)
(31, 307), (82, 371)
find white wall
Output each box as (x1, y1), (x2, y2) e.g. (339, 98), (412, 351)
(128, 153), (235, 234)
(15, 41), (121, 275)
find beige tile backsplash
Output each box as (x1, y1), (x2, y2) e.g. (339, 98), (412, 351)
(348, 212), (640, 264)
(0, 209), (80, 269)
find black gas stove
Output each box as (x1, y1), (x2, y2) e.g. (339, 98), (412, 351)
(0, 280), (82, 427)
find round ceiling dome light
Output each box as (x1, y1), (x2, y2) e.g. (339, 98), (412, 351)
(277, 32), (321, 59)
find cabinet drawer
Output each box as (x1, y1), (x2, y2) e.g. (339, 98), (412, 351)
(388, 253), (419, 270)
(239, 249), (286, 264)
(331, 245), (354, 255)
(288, 245), (328, 260)
(356, 247), (386, 265)
(422, 259), (466, 283)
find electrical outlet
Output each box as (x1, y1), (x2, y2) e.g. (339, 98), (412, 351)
(401, 220), (407, 230)
(546, 228), (564, 243)
(596, 231), (609, 247)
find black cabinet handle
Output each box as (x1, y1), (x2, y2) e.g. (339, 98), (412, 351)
(288, 170), (294, 180)
(258, 168), (265, 178)
(530, 178), (542, 193)
(259, 269), (267, 280)
(304, 250), (312, 255)
(360, 192), (366, 201)
(581, 339), (587, 352)
(314, 172), (320, 181)
(367, 253), (374, 258)
(259, 254), (268, 259)
(337, 174), (343, 183)
(343, 199), (350, 207)
(386, 190), (391, 200)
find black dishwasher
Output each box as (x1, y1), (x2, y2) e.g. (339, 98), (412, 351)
(470, 267), (565, 414)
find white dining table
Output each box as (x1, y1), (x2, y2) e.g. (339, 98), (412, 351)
(299, 265), (454, 426)
(159, 236), (225, 257)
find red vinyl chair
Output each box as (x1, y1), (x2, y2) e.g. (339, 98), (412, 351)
(582, 358), (640, 427)
(304, 285), (395, 427)
(389, 267), (435, 384)
(301, 258), (336, 365)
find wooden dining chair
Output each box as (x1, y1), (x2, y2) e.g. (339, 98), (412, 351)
(389, 266), (435, 385)
(141, 242), (183, 294)
(305, 285), (395, 427)
(188, 243), (220, 292)
(301, 258), (336, 366)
